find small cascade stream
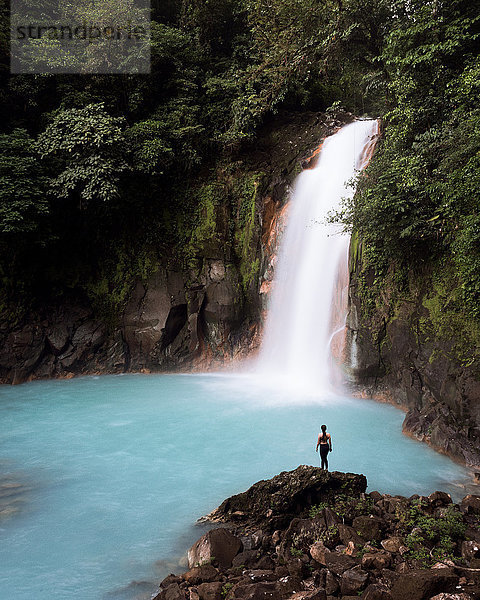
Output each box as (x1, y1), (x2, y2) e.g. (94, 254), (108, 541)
(257, 120), (379, 392)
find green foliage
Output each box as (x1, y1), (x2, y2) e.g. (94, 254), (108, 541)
(11, 0), (150, 74)
(1, 0), (395, 315)
(335, 0), (480, 335)
(335, 494), (374, 521)
(0, 128), (50, 309)
(419, 264), (480, 367)
(309, 502), (329, 518)
(0, 129), (48, 236)
(309, 495), (373, 522)
(2, 0), (480, 337)
(37, 103), (128, 206)
(126, 119), (174, 175)
(396, 502), (466, 567)
(85, 245), (159, 328)
(232, 171), (263, 293)
(184, 181), (226, 267)
(318, 524), (339, 546)
(221, 582), (234, 598)
(217, 0), (392, 141)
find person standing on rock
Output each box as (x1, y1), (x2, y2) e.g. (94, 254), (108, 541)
(316, 424), (332, 470)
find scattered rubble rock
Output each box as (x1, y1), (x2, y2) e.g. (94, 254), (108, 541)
(381, 538), (403, 554)
(361, 552), (392, 571)
(352, 515), (384, 542)
(361, 583), (393, 600)
(460, 495), (480, 515)
(339, 566), (368, 595)
(430, 594), (475, 600)
(152, 468), (480, 600)
(197, 581), (224, 600)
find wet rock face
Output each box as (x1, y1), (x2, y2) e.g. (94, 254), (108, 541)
(0, 262), (247, 382)
(345, 239), (480, 469)
(0, 302), (114, 384)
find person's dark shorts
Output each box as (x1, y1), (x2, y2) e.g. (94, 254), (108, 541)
(320, 444), (329, 460)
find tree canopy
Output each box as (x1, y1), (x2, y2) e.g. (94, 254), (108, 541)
(0, 0), (479, 322)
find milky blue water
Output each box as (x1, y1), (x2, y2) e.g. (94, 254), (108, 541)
(0, 373), (474, 600)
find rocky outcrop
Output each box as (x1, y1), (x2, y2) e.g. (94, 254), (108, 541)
(207, 466), (367, 531)
(345, 237), (480, 469)
(152, 468), (480, 600)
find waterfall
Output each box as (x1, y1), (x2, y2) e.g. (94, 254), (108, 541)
(256, 119), (379, 394)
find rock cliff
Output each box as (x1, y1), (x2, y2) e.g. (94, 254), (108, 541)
(344, 235), (480, 469)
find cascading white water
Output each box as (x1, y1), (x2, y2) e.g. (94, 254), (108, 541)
(257, 119), (379, 393)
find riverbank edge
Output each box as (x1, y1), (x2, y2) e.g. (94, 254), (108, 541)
(348, 382), (480, 474)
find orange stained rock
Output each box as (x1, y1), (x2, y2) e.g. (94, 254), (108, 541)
(357, 119), (380, 171)
(303, 141), (325, 170)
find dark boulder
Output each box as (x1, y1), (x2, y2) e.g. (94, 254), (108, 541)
(352, 515), (385, 542)
(207, 467), (367, 530)
(461, 540), (480, 562)
(338, 523), (365, 549)
(325, 570), (339, 595)
(229, 581), (278, 599)
(232, 550), (259, 568)
(197, 581), (224, 600)
(340, 565), (369, 595)
(184, 564), (220, 585)
(325, 552), (359, 575)
(159, 574), (184, 589)
(310, 541), (330, 565)
(460, 495), (480, 515)
(242, 570), (277, 583)
(302, 590), (327, 600)
(429, 594), (476, 600)
(280, 517), (327, 557)
(361, 552), (392, 571)
(380, 537), (404, 554)
(362, 583), (393, 600)
(153, 582), (186, 600)
(428, 491), (452, 508)
(241, 530), (264, 551)
(254, 555), (275, 571)
(390, 568), (458, 600)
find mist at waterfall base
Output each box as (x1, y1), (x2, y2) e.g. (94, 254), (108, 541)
(0, 374), (473, 600)
(0, 120), (474, 600)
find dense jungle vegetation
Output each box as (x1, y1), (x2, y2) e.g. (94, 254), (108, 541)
(0, 0), (479, 328)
